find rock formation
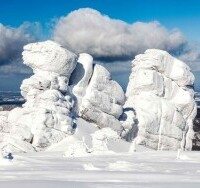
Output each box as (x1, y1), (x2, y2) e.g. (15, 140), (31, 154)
(0, 41), (125, 153)
(69, 53), (125, 131)
(0, 41), (197, 153)
(0, 41), (77, 152)
(121, 49), (196, 150)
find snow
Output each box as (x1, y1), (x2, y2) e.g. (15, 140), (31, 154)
(79, 64), (125, 130)
(0, 151), (200, 188)
(69, 52), (125, 131)
(0, 41), (78, 152)
(69, 53), (94, 113)
(22, 40), (77, 77)
(123, 49), (196, 151)
(0, 41), (199, 187)
(0, 42), (197, 157)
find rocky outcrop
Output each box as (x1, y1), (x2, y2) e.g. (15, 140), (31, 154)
(121, 49), (196, 151)
(0, 42), (197, 153)
(0, 41), (125, 153)
(69, 53), (125, 131)
(0, 41), (77, 152)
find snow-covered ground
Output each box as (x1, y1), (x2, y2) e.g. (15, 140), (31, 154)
(0, 151), (200, 188)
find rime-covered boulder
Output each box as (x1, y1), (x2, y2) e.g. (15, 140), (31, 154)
(22, 40), (77, 77)
(70, 53), (125, 131)
(1, 41), (196, 153)
(121, 49), (196, 150)
(70, 53), (94, 112)
(0, 41), (77, 153)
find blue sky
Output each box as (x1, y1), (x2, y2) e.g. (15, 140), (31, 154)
(1, 0), (199, 41)
(0, 0), (200, 91)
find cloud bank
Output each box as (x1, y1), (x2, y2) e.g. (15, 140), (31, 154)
(53, 8), (200, 63)
(0, 7), (200, 80)
(0, 22), (44, 79)
(0, 23), (36, 66)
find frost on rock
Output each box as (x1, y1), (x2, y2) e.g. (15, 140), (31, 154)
(69, 53), (94, 113)
(121, 49), (197, 151)
(70, 53), (125, 131)
(1, 41), (196, 154)
(0, 41), (77, 152)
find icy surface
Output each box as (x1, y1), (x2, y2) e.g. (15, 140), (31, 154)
(122, 49), (196, 150)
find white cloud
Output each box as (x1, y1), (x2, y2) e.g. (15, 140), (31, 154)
(53, 8), (200, 64)
(0, 23), (36, 65)
(1, 7), (199, 79)
(0, 22), (43, 78)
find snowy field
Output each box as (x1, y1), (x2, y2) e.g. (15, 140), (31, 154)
(0, 151), (200, 188)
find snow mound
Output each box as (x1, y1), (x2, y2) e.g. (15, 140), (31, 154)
(121, 49), (196, 150)
(48, 118), (135, 155)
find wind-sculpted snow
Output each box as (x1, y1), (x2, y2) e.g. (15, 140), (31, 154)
(121, 49), (196, 150)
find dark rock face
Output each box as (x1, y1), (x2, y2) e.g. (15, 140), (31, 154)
(192, 108), (200, 150)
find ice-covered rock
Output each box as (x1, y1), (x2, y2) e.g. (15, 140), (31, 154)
(70, 53), (94, 112)
(0, 41), (125, 153)
(70, 54), (125, 131)
(2, 41), (196, 153)
(122, 49), (196, 151)
(0, 41), (78, 152)
(22, 40), (77, 77)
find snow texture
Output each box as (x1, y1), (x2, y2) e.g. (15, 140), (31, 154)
(122, 49), (196, 151)
(70, 53), (125, 131)
(69, 53), (94, 113)
(0, 150), (200, 188)
(0, 41), (125, 154)
(0, 41), (77, 152)
(0, 42), (197, 154)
